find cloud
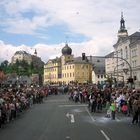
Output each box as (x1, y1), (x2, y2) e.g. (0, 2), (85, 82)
(0, 0), (140, 63)
(0, 39), (114, 64)
(1, 0), (140, 37)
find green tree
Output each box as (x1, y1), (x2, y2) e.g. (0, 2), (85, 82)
(0, 59), (44, 76)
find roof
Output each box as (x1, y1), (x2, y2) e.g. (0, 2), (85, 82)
(129, 32), (140, 37)
(86, 56), (106, 74)
(114, 32), (140, 47)
(46, 57), (61, 64)
(15, 51), (29, 55)
(129, 32), (140, 46)
(66, 57), (91, 64)
(61, 43), (72, 55)
(93, 66), (105, 74)
(105, 52), (114, 58)
(87, 56), (105, 67)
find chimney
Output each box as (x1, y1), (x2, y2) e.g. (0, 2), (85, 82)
(82, 53), (86, 60)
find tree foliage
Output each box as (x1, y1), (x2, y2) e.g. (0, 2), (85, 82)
(0, 60), (43, 76)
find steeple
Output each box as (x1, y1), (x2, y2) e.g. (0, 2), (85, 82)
(120, 12), (125, 30)
(118, 12), (128, 38)
(34, 49), (37, 56)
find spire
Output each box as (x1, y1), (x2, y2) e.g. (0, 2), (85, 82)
(65, 35), (69, 45)
(118, 12), (128, 38)
(120, 12), (125, 30)
(34, 49), (37, 56)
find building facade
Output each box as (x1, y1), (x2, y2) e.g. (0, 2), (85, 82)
(11, 51), (32, 64)
(44, 44), (92, 85)
(105, 13), (140, 88)
(87, 56), (106, 85)
(11, 50), (44, 68)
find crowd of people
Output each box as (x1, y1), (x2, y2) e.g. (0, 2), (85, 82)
(0, 83), (140, 129)
(68, 84), (140, 126)
(0, 86), (48, 128)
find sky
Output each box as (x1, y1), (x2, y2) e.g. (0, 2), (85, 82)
(0, 0), (140, 63)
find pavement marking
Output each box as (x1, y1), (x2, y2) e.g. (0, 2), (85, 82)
(66, 113), (75, 123)
(85, 107), (95, 122)
(115, 117), (121, 122)
(59, 104), (87, 107)
(100, 130), (110, 140)
(66, 136), (70, 139)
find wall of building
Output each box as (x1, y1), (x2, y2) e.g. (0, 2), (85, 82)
(61, 64), (75, 84)
(44, 60), (60, 84)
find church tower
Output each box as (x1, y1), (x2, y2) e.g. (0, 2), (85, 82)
(61, 43), (73, 65)
(34, 49), (37, 56)
(118, 12), (128, 38)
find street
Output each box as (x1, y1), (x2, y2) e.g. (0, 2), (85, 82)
(0, 94), (140, 140)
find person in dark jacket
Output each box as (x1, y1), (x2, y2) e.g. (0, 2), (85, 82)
(132, 97), (138, 124)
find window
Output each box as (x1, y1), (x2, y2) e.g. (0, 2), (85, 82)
(134, 60), (137, 67)
(134, 76), (137, 80)
(101, 75), (103, 78)
(125, 46), (128, 59)
(120, 49), (123, 58)
(98, 75), (100, 78)
(132, 49), (137, 57)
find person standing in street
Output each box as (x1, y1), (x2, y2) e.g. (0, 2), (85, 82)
(137, 96), (140, 127)
(132, 97), (138, 125)
(111, 100), (116, 120)
(0, 105), (2, 128)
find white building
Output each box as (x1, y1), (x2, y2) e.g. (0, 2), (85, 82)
(106, 13), (140, 88)
(11, 50), (44, 68)
(11, 51), (32, 64)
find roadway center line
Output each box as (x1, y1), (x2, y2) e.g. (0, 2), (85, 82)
(100, 130), (110, 140)
(85, 107), (95, 122)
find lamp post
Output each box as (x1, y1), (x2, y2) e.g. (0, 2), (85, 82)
(114, 50), (122, 86)
(106, 55), (133, 89)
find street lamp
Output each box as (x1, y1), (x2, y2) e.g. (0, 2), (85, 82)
(114, 50), (122, 85)
(106, 54), (133, 89)
(113, 62), (124, 87)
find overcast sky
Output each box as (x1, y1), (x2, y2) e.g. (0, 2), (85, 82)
(0, 0), (140, 63)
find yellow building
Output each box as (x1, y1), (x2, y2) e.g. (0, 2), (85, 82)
(44, 43), (92, 84)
